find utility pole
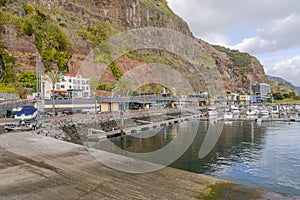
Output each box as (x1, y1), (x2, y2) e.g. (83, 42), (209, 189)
(36, 48), (45, 126)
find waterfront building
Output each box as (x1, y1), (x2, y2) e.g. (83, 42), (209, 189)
(95, 90), (120, 112)
(260, 83), (271, 99)
(44, 74), (90, 99)
(251, 83), (271, 102)
(226, 93), (239, 105)
(238, 94), (251, 104)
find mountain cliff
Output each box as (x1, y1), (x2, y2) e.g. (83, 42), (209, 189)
(0, 0), (270, 97)
(268, 75), (300, 95)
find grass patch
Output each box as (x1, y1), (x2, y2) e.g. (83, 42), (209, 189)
(0, 83), (16, 93)
(199, 182), (262, 200)
(273, 98), (300, 104)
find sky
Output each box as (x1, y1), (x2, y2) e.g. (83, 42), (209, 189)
(167, 0), (300, 86)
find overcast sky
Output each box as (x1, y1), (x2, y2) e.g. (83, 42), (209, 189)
(167, 0), (300, 86)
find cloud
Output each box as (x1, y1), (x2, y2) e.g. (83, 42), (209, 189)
(201, 33), (231, 46)
(167, 0), (300, 53)
(232, 14), (300, 54)
(266, 56), (300, 86)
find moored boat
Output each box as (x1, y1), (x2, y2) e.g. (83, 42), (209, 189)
(259, 106), (269, 116)
(246, 107), (259, 116)
(207, 106), (219, 118)
(270, 104), (280, 114)
(231, 105), (240, 114)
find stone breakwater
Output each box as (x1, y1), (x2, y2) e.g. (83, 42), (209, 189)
(34, 109), (182, 144)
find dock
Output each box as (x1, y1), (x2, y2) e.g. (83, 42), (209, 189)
(0, 132), (298, 200)
(88, 114), (203, 141)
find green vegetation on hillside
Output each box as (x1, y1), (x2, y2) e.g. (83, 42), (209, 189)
(21, 4), (71, 71)
(0, 83), (16, 93)
(0, 4), (71, 72)
(139, 0), (172, 16)
(213, 45), (252, 69)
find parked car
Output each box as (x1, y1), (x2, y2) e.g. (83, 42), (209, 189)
(81, 105), (100, 114)
(62, 109), (73, 115)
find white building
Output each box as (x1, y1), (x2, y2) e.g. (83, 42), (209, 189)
(251, 83), (271, 102)
(259, 83), (271, 99)
(44, 74), (91, 99)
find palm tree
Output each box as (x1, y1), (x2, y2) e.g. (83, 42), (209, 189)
(113, 77), (133, 112)
(44, 70), (61, 116)
(113, 77), (133, 97)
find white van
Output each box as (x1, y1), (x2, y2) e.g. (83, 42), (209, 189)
(81, 105), (101, 114)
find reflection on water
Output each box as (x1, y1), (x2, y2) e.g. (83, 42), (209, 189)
(87, 120), (300, 197)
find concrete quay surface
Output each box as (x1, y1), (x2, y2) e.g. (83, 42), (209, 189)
(0, 132), (299, 200)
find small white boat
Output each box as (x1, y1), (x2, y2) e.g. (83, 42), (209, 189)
(231, 105), (240, 114)
(259, 107), (269, 116)
(246, 107), (259, 116)
(224, 112), (233, 119)
(270, 105), (280, 114)
(207, 106), (219, 118)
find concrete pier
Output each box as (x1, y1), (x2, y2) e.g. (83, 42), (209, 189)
(88, 114), (203, 141)
(0, 132), (299, 200)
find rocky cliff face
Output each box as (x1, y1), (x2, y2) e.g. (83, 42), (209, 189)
(0, 0), (269, 95)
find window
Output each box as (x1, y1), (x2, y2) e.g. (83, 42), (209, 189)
(61, 85), (65, 89)
(69, 86), (72, 89)
(69, 79), (72, 83)
(82, 80), (85, 85)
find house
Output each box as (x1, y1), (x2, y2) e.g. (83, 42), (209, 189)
(238, 94), (251, 104)
(44, 74), (91, 99)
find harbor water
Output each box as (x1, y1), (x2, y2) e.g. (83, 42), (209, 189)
(87, 119), (300, 197)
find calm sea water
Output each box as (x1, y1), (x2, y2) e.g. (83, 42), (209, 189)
(88, 120), (300, 196)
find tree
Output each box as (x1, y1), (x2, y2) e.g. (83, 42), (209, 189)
(113, 77), (133, 112)
(44, 70), (61, 116)
(113, 77), (133, 97)
(272, 92), (284, 100)
(0, 0), (8, 7)
(140, 84), (148, 95)
(89, 76), (100, 113)
(152, 85), (162, 94)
